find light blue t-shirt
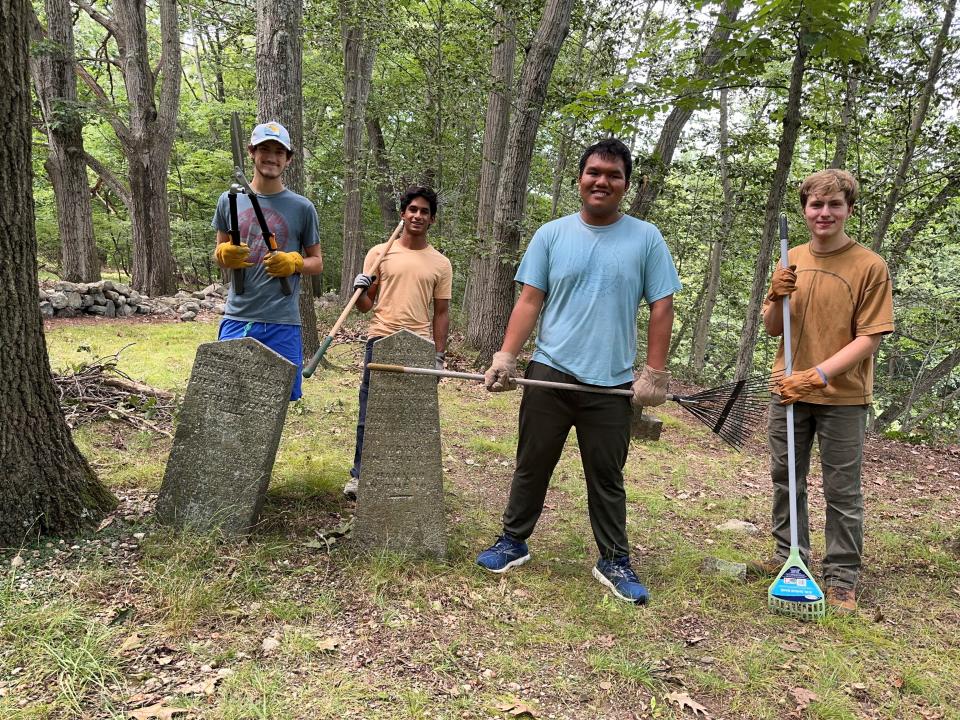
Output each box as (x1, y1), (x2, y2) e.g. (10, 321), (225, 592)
(516, 213), (681, 386)
(212, 188), (319, 326)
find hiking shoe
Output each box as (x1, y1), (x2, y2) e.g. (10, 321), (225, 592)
(476, 535), (530, 574)
(343, 476), (358, 501)
(593, 557), (649, 605)
(745, 556), (785, 579)
(825, 586), (857, 614)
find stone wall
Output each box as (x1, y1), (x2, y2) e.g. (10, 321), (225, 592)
(39, 281), (228, 322)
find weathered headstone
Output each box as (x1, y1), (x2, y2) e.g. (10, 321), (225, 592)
(354, 330), (446, 559)
(631, 408), (663, 441)
(156, 338), (296, 536)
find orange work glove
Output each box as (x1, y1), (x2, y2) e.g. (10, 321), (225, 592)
(215, 242), (253, 270)
(777, 367), (827, 405)
(263, 250), (304, 278)
(766, 265), (797, 302)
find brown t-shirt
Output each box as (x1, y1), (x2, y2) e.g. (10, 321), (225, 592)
(364, 241), (453, 341)
(763, 240), (894, 405)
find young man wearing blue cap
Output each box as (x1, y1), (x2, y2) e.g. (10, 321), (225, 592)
(212, 121), (324, 400)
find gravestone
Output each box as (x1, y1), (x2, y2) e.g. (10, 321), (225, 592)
(156, 338), (296, 536)
(631, 408), (663, 441)
(354, 330), (446, 560)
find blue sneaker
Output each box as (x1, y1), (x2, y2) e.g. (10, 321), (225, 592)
(593, 556), (649, 604)
(476, 535), (531, 574)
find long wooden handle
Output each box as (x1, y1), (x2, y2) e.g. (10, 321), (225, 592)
(302, 220), (404, 378)
(367, 363), (639, 397)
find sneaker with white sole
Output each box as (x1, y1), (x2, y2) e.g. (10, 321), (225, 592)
(343, 476), (358, 500)
(593, 556), (649, 605)
(476, 535), (531, 573)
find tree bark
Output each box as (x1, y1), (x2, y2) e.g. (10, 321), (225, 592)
(734, 32), (809, 380)
(28, 2), (100, 283)
(871, 0), (955, 251)
(256, 0), (318, 358)
(691, 88), (734, 374)
(366, 115), (399, 232)
(339, 0), (377, 300)
(75, 0), (181, 297)
(0, 0), (116, 547)
(467, 0), (575, 363)
(464, 2), (516, 325)
(628, 0), (740, 219)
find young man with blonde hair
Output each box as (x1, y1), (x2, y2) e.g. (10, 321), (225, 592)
(754, 169), (894, 613)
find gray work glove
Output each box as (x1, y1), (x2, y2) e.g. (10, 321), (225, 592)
(353, 272), (375, 292)
(435, 351), (446, 371)
(631, 365), (670, 407)
(484, 351), (517, 392)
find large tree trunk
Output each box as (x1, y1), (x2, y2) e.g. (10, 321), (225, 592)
(467, 0), (574, 363)
(734, 33), (809, 380)
(339, 1), (377, 300)
(871, 0), (955, 251)
(691, 88), (734, 374)
(366, 115), (399, 232)
(256, 0), (318, 358)
(628, 0), (740, 219)
(75, 0), (181, 297)
(464, 3), (516, 326)
(0, 0), (115, 547)
(29, 1), (100, 283)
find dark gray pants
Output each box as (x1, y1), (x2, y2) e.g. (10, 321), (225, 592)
(502, 362), (633, 560)
(768, 400), (867, 589)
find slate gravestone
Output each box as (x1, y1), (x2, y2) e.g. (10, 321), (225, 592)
(354, 330), (446, 559)
(156, 338), (296, 536)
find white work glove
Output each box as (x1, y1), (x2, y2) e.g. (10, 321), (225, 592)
(631, 365), (670, 407)
(353, 273), (375, 291)
(484, 351), (517, 392)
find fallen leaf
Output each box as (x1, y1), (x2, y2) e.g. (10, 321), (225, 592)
(126, 704), (188, 720)
(780, 641), (802, 653)
(789, 687), (818, 709)
(891, 676), (904, 689)
(261, 636), (280, 654)
(96, 514), (116, 532)
(495, 699), (539, 718)
(118, 633), (143, 653)
(316, 637), (340, 652)
(665, 691), (711, 717)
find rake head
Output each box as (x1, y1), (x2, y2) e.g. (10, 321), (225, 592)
(767, 549), (825, 621)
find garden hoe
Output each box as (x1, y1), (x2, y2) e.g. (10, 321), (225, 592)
(767, 213), (826, 621)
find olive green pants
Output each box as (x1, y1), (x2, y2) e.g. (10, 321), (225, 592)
(768, 400), (867, 589)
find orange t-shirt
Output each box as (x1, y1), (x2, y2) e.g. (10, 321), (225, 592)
(364, 241), (453, 341)
(763, 240), (894, 405)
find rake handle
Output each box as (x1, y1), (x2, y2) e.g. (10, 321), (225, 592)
(302, 220), (404, 378)
(779, 213), (799, 551)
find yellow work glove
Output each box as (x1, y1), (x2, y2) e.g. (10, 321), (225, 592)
(631, 365), (671, 407)
(766, 265), (797, 302)
(215, 242), (253, 270)
(777, 367), (827, 405)
(484, 351), (517, 392)
(263, 250), (304, 278)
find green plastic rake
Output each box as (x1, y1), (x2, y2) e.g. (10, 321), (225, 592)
(768, 214), (825, 621)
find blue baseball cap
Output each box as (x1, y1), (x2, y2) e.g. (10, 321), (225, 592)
(250, 121), (292, 151)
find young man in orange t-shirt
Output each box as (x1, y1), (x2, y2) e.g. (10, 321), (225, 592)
(343, 186), (453, 499)
(754, 169), (894, 613)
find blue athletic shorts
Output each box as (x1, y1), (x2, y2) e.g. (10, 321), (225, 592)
(217, 319), (303, 401)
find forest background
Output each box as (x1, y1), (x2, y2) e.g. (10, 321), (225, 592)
(26, 0), (960, 442)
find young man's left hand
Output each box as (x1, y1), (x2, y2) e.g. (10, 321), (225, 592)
(777, 367), (827, 404)
(264, 251), (304, 278)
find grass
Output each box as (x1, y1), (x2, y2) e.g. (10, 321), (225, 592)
(3, 317), (958, 718)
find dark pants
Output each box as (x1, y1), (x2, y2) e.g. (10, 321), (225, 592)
(502, 362), (633, 560)
(350, 337), (382, 479)
(768, 400), (867, 589)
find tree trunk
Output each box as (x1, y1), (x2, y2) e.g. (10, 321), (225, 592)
(464, 2), (516, 326)
(339, 1), (377, 300)
(830, 0), (882, 169)
(628, 0), (740, 219)
(874, 346), (960, 430)
(467, 0), (574, 363)
(366, 115), (399, 232)
(871, 0), (955, 251)
(887, 174), (960, 287)
(691, 88), (734, 374)
(0, 0), (116, 547)
(256, 0), (318, 358)
(75, 0), (181, 297)
(734, 33), (809, 380)
(29, 1), (100, 283)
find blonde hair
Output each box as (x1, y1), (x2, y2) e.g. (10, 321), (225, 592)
(799, 169), (859, 208)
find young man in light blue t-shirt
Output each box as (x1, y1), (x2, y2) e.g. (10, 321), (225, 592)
(212, 121), (323, 400)
(476, 139), (681, 605)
